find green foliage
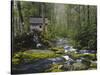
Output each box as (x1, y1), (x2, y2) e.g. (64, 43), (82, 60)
(12, 58), (20, 65)
(12, 52), (23, 64)
(13, 32), (35, 51)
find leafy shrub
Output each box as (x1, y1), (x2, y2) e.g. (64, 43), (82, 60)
(13, 33), (35, 52)
(12, 52), (24, 64)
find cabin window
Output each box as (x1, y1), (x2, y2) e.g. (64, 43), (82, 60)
(40, 25), (42, 28)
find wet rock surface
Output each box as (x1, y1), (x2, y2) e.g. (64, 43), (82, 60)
(12, 57), (65, 74)
(12, 38), (97, 74)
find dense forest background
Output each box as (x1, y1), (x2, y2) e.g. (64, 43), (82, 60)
(11, 1), (97, 51)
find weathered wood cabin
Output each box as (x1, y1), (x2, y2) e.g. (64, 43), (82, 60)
(29, 17), (48, 32)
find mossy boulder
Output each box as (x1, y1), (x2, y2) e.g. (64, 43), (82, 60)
(50, 47), (64, 54)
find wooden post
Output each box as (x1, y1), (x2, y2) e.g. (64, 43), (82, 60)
(41, 3), (46, 32)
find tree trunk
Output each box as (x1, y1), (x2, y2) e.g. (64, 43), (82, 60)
(17, 1), (24, 33)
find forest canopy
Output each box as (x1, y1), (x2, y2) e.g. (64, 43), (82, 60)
(11, 1), (97, 51)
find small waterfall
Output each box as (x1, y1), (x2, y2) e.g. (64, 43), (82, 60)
(33, 33), (42, 48)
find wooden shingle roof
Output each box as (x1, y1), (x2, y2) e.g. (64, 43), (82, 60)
(29, 17), (44, 24)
